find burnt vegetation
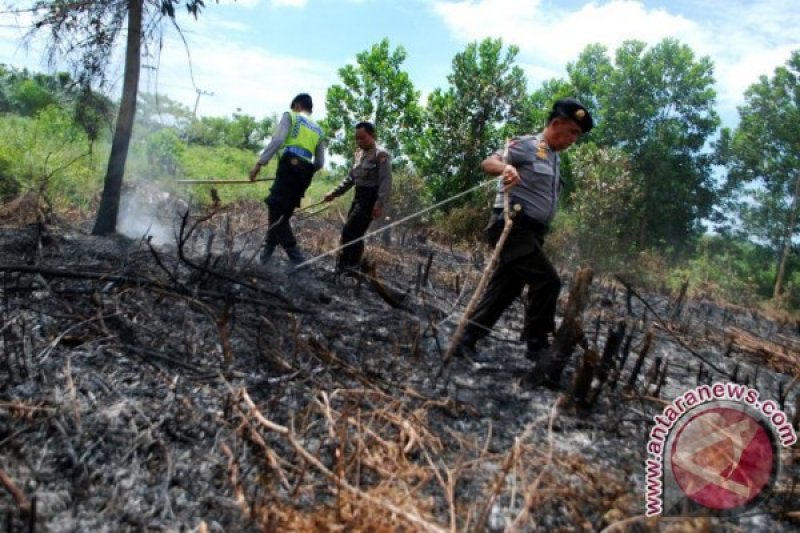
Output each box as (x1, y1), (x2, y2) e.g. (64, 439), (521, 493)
(1, 196), (799, 532)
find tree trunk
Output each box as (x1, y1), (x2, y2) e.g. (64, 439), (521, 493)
(92, 0), (142, 235)
(773, 172), (800, 300)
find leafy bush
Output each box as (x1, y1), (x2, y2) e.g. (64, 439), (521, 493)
(665, 235), (781, 307)
(434, 200), (490, 244)
(0, 106), (103, 211)
(143, 129), (185, 178)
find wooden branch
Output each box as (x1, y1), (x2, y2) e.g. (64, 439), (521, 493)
(726, 326), (800, 375)
(237, 388), (447, 533)
(443, 141), (512, 368)
(0, 467), (30, 513)
(507, 401), (559, 531)
(361, 263), (410, 310)
(472, 437), (520, 533)
(614, 275), (732, 378)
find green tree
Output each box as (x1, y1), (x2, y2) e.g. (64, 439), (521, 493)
(717, 50), (800, 301)
(0, 64), (111, 155)
(323, 38), (422, 168)
(135, 91), (194, 133)
(509, 78), (574, 138)
(567, 39), (720, 250)
(415, 38), (527, 203)
(144, 128), (185, 177)
(184, 113), (272, 150)
(10, 78), (57, 116)
(26, 0), (213, 235)
(568, 144), (642, 264)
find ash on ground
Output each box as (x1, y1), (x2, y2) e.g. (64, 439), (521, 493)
(1, 200), (798, 532)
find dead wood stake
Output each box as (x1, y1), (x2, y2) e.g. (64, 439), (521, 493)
(572, 348), (600, 407)
(626, 328), (654, 392)
(443, 140), (512, 367)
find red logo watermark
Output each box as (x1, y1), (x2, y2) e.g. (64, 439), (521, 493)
(645, 382), (796, 517)
(671, 407), (774, 510)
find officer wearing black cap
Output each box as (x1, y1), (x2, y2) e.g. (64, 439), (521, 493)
(455, 98), (593, 380)
(249, 93), (325, 266)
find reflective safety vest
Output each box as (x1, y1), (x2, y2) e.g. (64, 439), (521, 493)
(282, 112), (323, 163)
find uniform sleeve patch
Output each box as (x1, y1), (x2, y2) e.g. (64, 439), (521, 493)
(378, 153), (389, 163)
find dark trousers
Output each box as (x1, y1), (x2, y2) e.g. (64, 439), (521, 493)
(467, 213), (561, 342)
(265, 153), (315, 249)
(338, 186), (379, 269)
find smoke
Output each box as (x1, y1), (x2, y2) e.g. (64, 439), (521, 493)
(117, 186), (178, 246)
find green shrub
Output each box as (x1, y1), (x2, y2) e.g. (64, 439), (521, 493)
(0, 106), (102, 211)
(0, 152), (18, 199)
(434, 200), (489, 244)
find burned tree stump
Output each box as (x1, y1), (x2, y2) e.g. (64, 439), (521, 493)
(671, 278), (689, 321)
(572, 347), (600, 408)
(626, 328), (655, 393)
(589, 320), (627, 403)
(526, 266), (593, 389)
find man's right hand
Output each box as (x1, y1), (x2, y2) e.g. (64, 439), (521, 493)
(248, 163), (261, 181)
(501, 164), (520, 192)
(323, 192), (335, 202)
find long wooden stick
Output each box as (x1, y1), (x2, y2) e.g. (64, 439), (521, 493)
(176, 178), (274, 184)
(296, 199), (327, 212)
(443, 140), (512, 366)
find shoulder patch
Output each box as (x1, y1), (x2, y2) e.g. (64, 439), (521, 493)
(536, 140), (549, 160)
(378, 153), (389, 163)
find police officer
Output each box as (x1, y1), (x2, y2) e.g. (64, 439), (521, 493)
(249, 93), (325, 265)
(323, 122), (392, 274)
(456, 98), (593, 368)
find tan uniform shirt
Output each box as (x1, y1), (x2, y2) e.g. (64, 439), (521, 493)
(330, 145), (392, 206)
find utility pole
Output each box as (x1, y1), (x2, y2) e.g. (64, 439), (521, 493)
(193, 88), (214, 117)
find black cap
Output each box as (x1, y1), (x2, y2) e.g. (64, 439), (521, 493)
(291, 93), (313, 112)
(551, 98), (593, 133)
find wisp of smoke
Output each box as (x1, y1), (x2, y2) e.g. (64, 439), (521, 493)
(117, 186), (176, 245)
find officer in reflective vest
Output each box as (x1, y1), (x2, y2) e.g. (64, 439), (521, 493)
(249, 93), (325, 265)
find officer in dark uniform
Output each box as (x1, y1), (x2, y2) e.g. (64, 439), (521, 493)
(323, 121), (392, 274)
(249, 93), (325, 265)
(456, 98), (593, 365)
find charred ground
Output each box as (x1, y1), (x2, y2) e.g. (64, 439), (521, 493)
(1, 197), (799, 532)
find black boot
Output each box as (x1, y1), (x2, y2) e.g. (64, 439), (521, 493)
(260, 243), (276, 265)
(453, 330), (479, 359)
(525, 335), (550, 363)
(284, 246), (306, 265)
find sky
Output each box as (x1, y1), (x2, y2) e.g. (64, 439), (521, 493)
(1, 0), (799, 130)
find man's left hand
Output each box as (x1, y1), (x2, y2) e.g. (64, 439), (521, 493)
(372, 204), (383, 220)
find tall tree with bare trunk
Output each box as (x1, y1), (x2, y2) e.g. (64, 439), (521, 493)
(22, 0), (213, 235)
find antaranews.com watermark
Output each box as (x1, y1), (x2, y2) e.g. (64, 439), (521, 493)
(646, 382), (797, 517)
